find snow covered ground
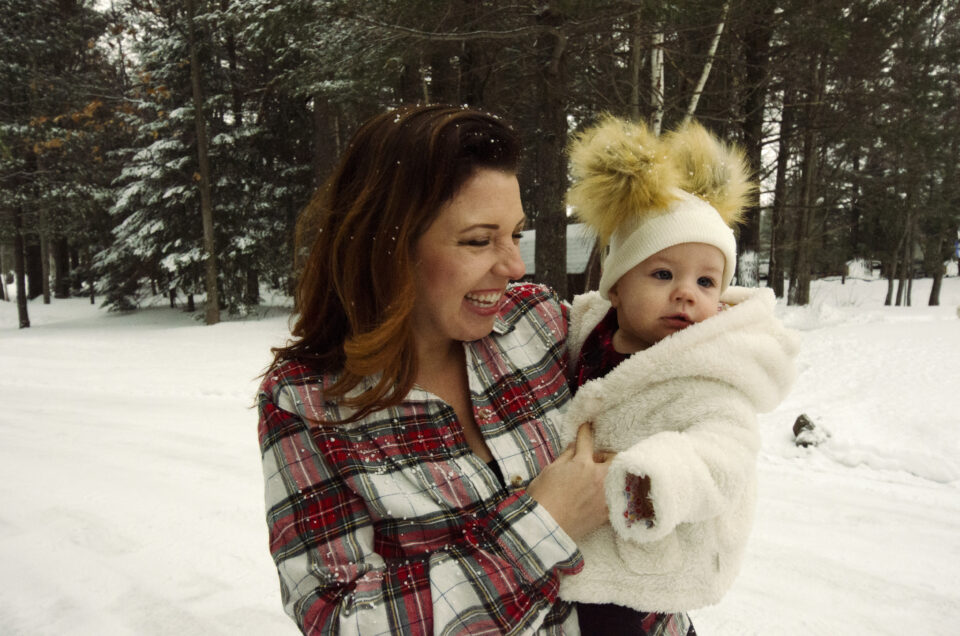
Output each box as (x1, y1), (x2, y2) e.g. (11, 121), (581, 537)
(1, 275), (959, 635)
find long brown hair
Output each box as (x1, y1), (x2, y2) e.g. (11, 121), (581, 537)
(272, 104), (521, 422)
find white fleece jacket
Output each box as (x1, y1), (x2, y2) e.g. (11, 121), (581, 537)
(559, 286), (799, 613)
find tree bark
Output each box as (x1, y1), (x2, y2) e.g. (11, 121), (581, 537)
(311, 97), (340, 188)
(186, 0), (220, 325)
(738, 0), (774, 267)
(884, 229), (905, 306)
(14, 207), (30, 328)
(84, 246), (94, 305)
(895, 209), (913, 306)
(54, 236), (70, 298)
(39, 217), (51, 305)
(220, 0), (243, 128)
(396, 53), (423, 103)
(245, 266), (259, 306)
(928, 243), (943, 306)
(460, 38), (493, 106)
(683, 0), (730, 124)
(787, 130), (815, 306)
(429, 44), (459, 104)
(532, 8), (569, 299)
(26, 241), (43, 300)
(629, 10), (643, 121)
(883, 259), (895, 306)
(788, 55), (824, 306)
(0, 243), (8, 301)
(768, 87), (795, 298)
(650, 28), (664, 135)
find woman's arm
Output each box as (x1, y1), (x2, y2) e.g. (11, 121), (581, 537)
(259, 388), (583, 636)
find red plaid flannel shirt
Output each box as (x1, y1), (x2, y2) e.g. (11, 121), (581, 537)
(258, 284), (583, 635)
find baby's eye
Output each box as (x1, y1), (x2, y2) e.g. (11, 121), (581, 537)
(698, 276), (716, 288)
(653, 270), (672, 281)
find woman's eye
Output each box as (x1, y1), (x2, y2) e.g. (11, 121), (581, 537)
(698, 277), (716, 288)
(653, 270), (672, 280)
(511, 232), (523, 243)
(460, 239), (490, 247)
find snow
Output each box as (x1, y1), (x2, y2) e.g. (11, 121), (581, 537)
(2, 276), (959, 635)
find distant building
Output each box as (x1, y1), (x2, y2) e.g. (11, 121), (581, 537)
(518, 223), (597, 296)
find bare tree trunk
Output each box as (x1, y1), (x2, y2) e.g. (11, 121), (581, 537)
(420, 52), (430, 103)
(769, 88), (795, 298)
(312, 97), (341, 188)
(39, 211), (51, 304)
(683, 0), (730, 124)
(788, 53), (825, 306)
(14, 207), (30, 328)
(629, 10), (643, 121)
(26, 241), (43, 300)
(788, 64), (824, 305)
(244, 266), (259, 306)
(54, 236), (70, 298)
(0, 243), (8, 301)
(533, 8), (569, 299)
(220, 0), (243, 128)
(884, 227), (906, 307)
(884, 258), (896, 306)
(650, 28), (664, 135)
(460, 36), (495, 107)
(86, 246), (95, 305)
(905, 217), (915, 306)
(187, 0), (220, 325)
(429, 43), (459, 104)
(928, 254), (943, 306)
(895, 204), (911, 306)
(788, 138), (815, 306)
(739, 0), (775, 268)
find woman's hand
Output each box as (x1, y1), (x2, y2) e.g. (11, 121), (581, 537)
(526, 422), (611, 542)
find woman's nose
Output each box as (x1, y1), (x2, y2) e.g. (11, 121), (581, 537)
(495, 242), (527, 280)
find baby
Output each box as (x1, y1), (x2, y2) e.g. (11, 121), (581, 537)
(558, 116), (800, 634)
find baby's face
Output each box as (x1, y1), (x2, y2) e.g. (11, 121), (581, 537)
(609, 242), (725, 353)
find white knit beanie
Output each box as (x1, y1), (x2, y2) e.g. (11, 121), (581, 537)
(566, 116), (754, 300)
(598, 189), (737, 298)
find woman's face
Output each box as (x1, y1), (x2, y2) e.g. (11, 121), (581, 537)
(411, 169), (527, 352)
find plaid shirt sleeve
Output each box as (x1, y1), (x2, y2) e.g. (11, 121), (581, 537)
(258, 284), (583, 636)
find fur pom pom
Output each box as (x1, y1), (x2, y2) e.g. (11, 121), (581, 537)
(662, 120), (755, 227)
(566, 116), (681, 245)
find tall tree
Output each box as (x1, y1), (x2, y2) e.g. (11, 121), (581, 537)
(186, 0), (220, 324)
(0, 0), (117, 326)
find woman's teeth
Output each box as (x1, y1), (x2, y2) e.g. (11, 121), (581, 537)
(465, 292), (500, 307)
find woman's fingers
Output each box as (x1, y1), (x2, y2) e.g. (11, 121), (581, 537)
(573, 421), (594, 460)
(573, 422), (614, 463)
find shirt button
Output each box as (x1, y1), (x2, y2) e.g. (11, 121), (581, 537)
(510, 475), (523, 487)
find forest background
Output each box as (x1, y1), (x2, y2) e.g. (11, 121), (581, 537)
(2, 0), (958, 327)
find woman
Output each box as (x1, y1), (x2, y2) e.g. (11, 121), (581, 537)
(258, 104), (610, 635)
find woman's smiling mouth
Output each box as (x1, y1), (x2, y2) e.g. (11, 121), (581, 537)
(465, 291), (502, 309)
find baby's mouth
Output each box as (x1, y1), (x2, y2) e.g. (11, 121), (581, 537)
(663, 313), (693, 328)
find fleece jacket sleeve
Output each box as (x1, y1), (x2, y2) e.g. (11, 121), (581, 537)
(605, 389), (759, 545)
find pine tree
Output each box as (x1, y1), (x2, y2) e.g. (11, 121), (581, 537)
(0, 0), (120, 325)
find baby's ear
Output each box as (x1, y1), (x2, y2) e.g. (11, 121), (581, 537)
(607, 282), (620, 308)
